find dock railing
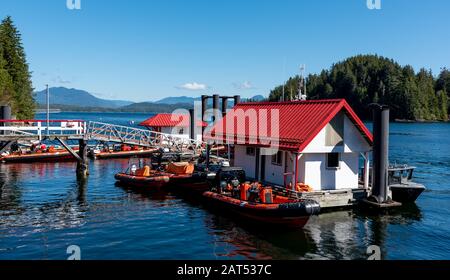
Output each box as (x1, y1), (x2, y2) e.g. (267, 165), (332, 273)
(0, 120), (205, 152)
(84, 121), (204, 151)
(0, 120), (86, 140)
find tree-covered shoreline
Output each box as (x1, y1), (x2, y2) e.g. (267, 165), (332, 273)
(0, 16), (35, 119)
(269, 55), (449, 121)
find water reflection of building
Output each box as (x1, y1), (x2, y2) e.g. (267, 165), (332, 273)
(306, 207), (422, 260)
(201, 207), (422, 260)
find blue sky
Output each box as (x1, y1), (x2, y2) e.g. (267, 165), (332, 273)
(1, 0), (449, 102)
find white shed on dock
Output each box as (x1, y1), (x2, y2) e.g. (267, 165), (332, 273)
(205, 99), (373, 196)
(140, 113), (206, 142)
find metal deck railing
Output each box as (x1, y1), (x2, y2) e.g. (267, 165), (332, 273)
(0, 120), (204, 153)
(84, 121), (204, 152)
(0, 120), (86, 140)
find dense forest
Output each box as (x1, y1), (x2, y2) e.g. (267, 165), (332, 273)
(269, 55), (449, 121)
(0, 16), (35, 119)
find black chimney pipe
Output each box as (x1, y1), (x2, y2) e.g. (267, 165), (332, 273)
(189, 108), (195, 140)
(212, 94), (220, 123)
(370, 104), (390, 203)
(201, 95), (208, 122)
(234, 95), (241, 105)
(221, 97), (228, 117)
(205, 144), (211, 171)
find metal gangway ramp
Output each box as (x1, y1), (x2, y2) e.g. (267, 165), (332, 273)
(0, 120), (204, 153)
(84, 121), (204, 152)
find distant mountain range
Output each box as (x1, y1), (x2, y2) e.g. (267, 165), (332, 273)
(34, 87), (266, 112)
(35, 87), (133, 108)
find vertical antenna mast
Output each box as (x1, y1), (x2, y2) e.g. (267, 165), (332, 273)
(281, 58), (286, 102)
(298, 64), (306, 101)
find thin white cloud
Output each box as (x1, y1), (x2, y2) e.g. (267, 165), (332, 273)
(233, 81), (255, 90)
(177, 82), (208, 91)
(52, 75), (71, 84)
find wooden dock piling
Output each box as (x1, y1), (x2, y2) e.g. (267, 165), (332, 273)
(56, 137), (89, 177)
(77, 139), (89, 177)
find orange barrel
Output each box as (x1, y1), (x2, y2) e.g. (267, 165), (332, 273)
(260, 188), (273, 204)
(240, 183), (251, 201)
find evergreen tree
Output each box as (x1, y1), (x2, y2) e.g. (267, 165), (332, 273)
(436, 68), (450, 114)
(436, 90), (448, 121)
(0, 16), (35, 119)
(0, 44), (14, 106)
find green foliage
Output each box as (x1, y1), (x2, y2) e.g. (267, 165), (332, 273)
(0, 16), (35, 119)
(0, 44), (14, 106)
(270, 55), (449, 121)
(436, 68), (450, 114)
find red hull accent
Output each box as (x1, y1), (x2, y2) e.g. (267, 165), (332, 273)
(1, 152), (76, 163)
(202, 191), (313, 228)
(114, 173), (171, 188)
(94, 149), (157, 159)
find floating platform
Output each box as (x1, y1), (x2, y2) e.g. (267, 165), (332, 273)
(298, 188), (369, 209)
(0, 151), (77, 163)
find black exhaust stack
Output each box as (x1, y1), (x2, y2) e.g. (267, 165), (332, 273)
(189, 109), (195, 140)
(201, 95), (208, 124)
(212, 94), (220, 123)
(205, 144), (211, 171)
(371, 104), (390, 203)
(234, 95), (241, 105)
(363, 104), (401, 209)
(221, 97), (228, 117)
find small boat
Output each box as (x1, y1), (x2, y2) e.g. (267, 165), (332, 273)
(0, 145), (78, 163)
(114, 164), (171, 188)
(164, 161), (223, 193)
(388, 165), (426, 203)
(202, 167), (321, 227)
(89, 144), (157, 159)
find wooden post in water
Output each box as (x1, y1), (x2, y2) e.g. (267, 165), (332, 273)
(77, 139), (89, 177)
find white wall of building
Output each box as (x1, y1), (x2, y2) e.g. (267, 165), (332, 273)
(302, 113), (371, 154)
(261, 152), (285, 186)
(302, 153), (359, 190)
(234, 145), (256, 179)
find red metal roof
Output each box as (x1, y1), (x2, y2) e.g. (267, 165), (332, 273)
(205, 99), (373, 151)
(140, 113), (207, 128)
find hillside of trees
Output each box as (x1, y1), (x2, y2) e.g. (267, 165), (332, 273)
(269, 55), (449, 121)
(0, 16), (35, 119)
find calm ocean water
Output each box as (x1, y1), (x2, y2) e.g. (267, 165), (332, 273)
(0, 112), (449, 260)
